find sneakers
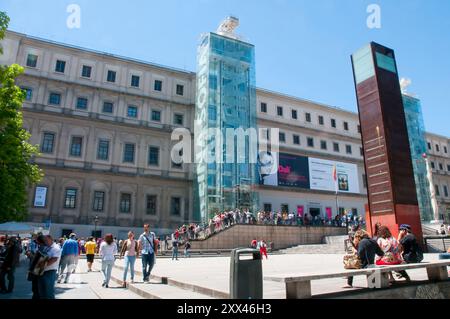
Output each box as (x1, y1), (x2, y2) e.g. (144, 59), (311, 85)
(102, 282), (106, 287)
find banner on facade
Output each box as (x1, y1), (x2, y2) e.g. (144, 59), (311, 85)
(259, 153), (360, 194)
(34, 186), (47, 207)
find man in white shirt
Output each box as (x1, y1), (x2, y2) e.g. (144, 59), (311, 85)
(138, 224), (156, 282)
(37, 235), (61, 299)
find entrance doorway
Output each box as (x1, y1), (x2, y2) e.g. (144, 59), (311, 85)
(309, 207), (321, 217)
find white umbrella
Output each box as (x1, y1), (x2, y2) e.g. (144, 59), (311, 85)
(0, 222), (34, 235)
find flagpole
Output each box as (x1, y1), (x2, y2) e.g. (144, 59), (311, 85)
(333, 165), (339, 225)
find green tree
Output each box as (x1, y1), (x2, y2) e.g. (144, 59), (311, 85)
(0, 11), (42, 223)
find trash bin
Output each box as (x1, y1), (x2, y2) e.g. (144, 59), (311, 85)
(229, 248), (263, 299)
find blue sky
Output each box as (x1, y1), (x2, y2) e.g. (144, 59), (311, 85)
(1, 0), (449, 136)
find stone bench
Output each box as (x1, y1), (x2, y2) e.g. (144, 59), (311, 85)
(264, 260), (450, 299)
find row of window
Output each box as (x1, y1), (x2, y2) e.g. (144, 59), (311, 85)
(272, 130), (362, 155)
(25, 53), (185, 95)
(427, 142), (449, 155)
(430, 161), (450, 172)
(40, 133), (182, 168)
(260, 102), (360, 133)
(52, 188), (183, 215)
(435, 184), (449, 198)
(22, 87), (185, 125)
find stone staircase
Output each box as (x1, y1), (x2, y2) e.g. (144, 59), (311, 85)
(279, 235), (348, 254)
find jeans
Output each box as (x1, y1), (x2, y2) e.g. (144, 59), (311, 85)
(184, 249), (190, 258)
(123, 255), (136, 281)
(101, 259), (114, 286)
(172, 247), (179, 260)
(141, 253), (155, 281)
(59, 254), (77, 283)
(31, 276), (40, 299)
(0, 267), (16, 292)
(38, 270), (57, 299)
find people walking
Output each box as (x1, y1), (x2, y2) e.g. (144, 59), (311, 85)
(172, 236), (179, 261)
(120, 231), (138, 287)
(84, 237), (96, 272)
(99, 234), (117, 288)
(0, 237), (21, 294)
(184, 240), (191, 258)
(58, 233), (79, 284)
(36, 235), (61, 299)
(258, 239), (268, 259)
(344, 230), (384, 288)
(138, 224), (156, 282)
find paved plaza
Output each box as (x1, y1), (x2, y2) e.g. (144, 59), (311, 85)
(1, 253), (444, 299)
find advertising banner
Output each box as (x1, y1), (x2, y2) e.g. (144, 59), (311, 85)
(297, 205), (304, 217)
(326, 207), (332, 219)
(34, 186), (47, 207)
(309, 157), (360, 194)
(259, 151), (278, 186)
(278, 153), (310, 188)
(259, 153), (359, 194)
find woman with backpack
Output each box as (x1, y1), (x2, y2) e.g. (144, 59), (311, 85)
(344, 230), (384, 288)
(119, 231), (138, 288)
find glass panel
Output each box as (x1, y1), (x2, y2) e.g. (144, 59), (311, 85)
(41, 133), (55, 153)
(352, 44), (375, 84)
(146, 195), (157, 215)
(70, 137), (83, 156)
(82, 65), (92, 77)
(123, 144), (135, 163)
(26, 54), (38, 67)
(76, 97), (88, 109)
(148, 146), (159, 166)
(376, 52), (397, 73)
(97, 140), (109, 160)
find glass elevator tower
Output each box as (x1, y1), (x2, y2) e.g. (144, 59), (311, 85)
(194, 18), (258, 222)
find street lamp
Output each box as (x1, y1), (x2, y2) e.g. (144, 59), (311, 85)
(94, 215), (99, 237)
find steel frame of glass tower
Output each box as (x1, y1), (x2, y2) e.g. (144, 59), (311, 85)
(194, 32), (258, 223)
(403, 94), (433, 221)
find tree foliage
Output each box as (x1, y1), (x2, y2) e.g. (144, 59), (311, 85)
(0, 11), (42, 222)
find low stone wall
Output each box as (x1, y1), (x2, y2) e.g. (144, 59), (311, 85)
(323, 281), (450, 299)
(190, 225), (347, 250)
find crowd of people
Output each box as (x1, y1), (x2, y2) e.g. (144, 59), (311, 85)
(170, 209), (365, 243)
(0, 223), (161, 299)
(2, 217), (448, 299)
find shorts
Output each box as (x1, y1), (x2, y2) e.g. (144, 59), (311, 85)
(86, 254), (94, 263)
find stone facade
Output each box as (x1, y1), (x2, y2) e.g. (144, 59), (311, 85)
(190, 225), (347, 250)
(426, 132), (450, 221)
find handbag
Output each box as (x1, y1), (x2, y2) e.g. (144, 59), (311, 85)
(343, 253), (362, 269)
